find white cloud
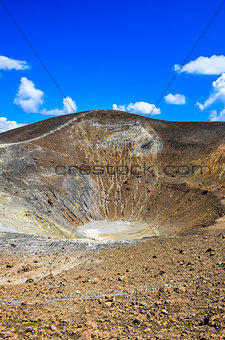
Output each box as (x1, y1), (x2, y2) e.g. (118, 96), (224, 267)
(209, 109), (225, 122)
(14, 77), (44, 113)
(197, 73), (225, 110)
(14, 77), (77, 116)
(175, 55), (225, 75)
(41, 97), (77, 116)
(0, 56), (29, 71)
(127, 102), (161, 115)
(112, 101), (161, 116)
(0, 117), (25, 133)
(112, 104), (126, 111)
(164, 93), (186, 105)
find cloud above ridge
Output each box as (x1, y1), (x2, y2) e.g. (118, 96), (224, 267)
(14, 77), (77, 116)
(0, 117), (25, 133)
(209, 109), (225, 122)
(41, 97), (77, 116)
(197, 73), (225, 110)
(112, 101), (161, 116)
(14, 77), (44, 113)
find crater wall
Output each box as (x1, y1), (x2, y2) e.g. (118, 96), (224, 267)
(0, 110), (224, 238)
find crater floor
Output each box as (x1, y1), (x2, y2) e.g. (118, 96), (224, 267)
(77, 220), (157, 240)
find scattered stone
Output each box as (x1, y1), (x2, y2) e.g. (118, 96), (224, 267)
(50, 324), (57, 331)
(118, 275), (126, 282)
(133, 318), (143, 325)
(6, 263), (13, 268)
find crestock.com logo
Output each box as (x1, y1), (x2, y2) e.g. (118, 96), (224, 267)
(55, 163), (211, 177)
(53, 162), (212, 189)
(1, 150), (212, 190)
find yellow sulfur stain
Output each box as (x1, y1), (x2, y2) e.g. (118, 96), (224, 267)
(21, 210), (77, 239)
(73, 202), (80, 210)
(104, 132), (139, 142)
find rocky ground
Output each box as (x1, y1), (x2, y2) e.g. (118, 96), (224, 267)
(0, 226), (224, 339)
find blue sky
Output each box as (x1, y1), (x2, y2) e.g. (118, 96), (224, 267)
(0, 0), (225, 132)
